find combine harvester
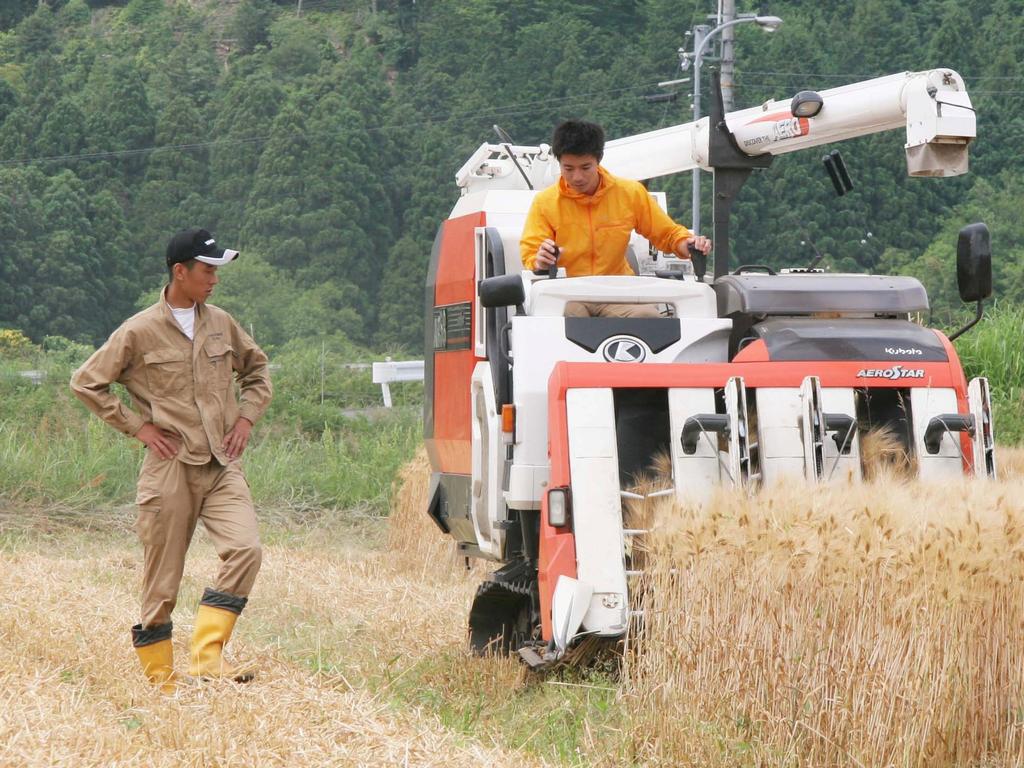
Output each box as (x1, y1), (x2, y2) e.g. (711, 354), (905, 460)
(422, 67), (995, 666)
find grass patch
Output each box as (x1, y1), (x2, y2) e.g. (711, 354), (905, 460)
(955, 303), (1024, 443)
(0, 408), (420, 514)
(383, 652), (627, 766)
(0, 346), (422, 515)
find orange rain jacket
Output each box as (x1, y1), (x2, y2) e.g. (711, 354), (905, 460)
(519, 166), (692, 276)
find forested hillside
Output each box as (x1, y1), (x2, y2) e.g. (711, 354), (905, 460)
(1, 0), (1022, 351)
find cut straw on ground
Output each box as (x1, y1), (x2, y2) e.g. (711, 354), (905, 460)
(0, 456), (541, 768)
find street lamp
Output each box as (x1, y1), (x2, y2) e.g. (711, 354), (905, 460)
(680, 14), (782, 235)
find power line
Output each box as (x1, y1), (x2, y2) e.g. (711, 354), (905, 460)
(0, 79), (667, 168)
(0, 137), (266, 168)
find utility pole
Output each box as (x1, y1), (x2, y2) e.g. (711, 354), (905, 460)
(689, 24), (709, 236)
(721, 0), (737, 112)
(681, 13), (782, 234)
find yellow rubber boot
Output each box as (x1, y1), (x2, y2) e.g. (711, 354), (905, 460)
(132, 633), (178, 695)
(188, 604), (255, 682)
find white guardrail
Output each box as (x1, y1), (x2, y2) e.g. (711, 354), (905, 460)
(371, 359), (424, 407)
(9, 362), (423, 406)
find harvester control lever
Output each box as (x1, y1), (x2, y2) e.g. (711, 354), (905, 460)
(823, 413), (856, 455)
(924, 413), (975, 454)
(534, 245), (559, 279)
(688, 242), (707, 283)
(680, 414), (730, 455)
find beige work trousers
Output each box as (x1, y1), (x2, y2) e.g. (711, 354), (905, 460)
(135, 454), (262, 627)
(564, 302), (663, 318)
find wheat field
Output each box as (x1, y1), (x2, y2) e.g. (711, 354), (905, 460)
(624, 448), (1024, 766)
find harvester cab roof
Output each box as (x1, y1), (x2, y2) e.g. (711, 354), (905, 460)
(425, 67), (995, 667)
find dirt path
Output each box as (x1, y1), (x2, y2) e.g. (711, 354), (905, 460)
(0, 524), (543, 768)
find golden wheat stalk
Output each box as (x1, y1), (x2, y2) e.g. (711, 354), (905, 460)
(622, 447), (1024, 765)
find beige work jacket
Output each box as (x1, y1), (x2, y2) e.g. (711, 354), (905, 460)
(71, 288), (272, 466)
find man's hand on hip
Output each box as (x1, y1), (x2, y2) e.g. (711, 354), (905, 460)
(681, 235), (712, 256)
(223, 417), (253, 460)
(137, 423), (181, 460)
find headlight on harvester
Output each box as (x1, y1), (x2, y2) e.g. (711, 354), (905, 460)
(791, 89), (823, 118)
(547, 487), (572, 528)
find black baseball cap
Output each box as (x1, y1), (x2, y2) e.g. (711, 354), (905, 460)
(165, 228), (240, 267)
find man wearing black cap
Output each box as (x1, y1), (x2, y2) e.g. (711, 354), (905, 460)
(71, 228), (272, 693)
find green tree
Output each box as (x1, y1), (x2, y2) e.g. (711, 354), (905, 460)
(14, 5), (57, 59)
(242, 96), (311, 262)
(120, 0), (163, 27)
(131, 94), (209, 270)
(0, 78), (19, 128)
(142, 20), (220, 113)
(0, 0), (36, 31)
(208, 71), (285, 240)
(81, 58), (155, 185)
(57, 0), (92, 29)
(37, 97), (87, 159)
(0, 107), (33, 161)
(298, 91), (394, 331)
(34, 170), (104, 340)
(231, 0), (275, 55)
(267, 16), (323, 80)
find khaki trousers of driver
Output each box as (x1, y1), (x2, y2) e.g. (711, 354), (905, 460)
(564, 302), (663, 318)
(135, 455), (262, 627)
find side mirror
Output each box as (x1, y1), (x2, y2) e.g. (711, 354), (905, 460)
(956, 222), (992, 302)
(478, 274), (525, 309)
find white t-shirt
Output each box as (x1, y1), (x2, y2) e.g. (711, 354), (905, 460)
(168, 303), (196, 341)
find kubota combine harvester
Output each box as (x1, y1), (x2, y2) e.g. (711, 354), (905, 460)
(423, 67), (995, 666)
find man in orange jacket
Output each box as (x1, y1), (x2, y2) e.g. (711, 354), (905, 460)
(520, 119), (711, 317)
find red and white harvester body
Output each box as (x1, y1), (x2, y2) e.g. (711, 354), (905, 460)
(423, 68), (995, 664)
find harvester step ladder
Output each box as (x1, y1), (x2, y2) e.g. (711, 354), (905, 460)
(968, 377), (997, 478)
(800, 376), (827, 481)
(725, 377), (753, 487)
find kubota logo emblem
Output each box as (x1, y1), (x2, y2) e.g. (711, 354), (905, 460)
(855, 365), (926, 380)
(884, 347), (923, 355)
(601, 337), (647, 363)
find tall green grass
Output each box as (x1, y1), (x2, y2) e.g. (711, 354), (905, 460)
(0, 409), (420, 514)
(0, 340), (422, 514)
(953, 304), (1024, 444)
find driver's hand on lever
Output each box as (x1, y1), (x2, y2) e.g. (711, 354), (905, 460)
(679, 235), (712, 257)
(535, 239), (559, 269)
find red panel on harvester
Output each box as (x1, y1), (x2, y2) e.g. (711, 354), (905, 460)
(429, 212), (484, 474)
